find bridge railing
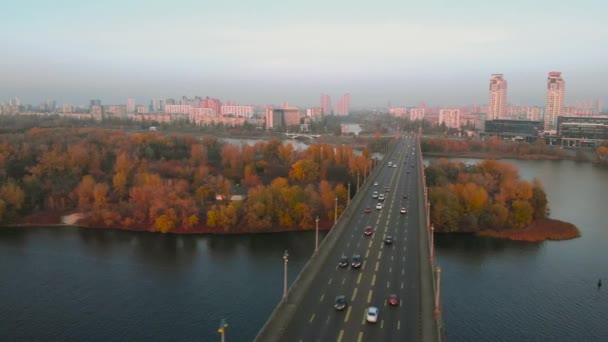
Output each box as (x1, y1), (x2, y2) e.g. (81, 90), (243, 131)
(416, 134), (445, 341)
(254, 143), (393, 342)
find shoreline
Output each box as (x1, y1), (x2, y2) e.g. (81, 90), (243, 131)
(476, 218), (581, 242)
(423, 151), (566, 161)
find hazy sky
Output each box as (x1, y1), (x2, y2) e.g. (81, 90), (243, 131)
(1, 0), (607, 108)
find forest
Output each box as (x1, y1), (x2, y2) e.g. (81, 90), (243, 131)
(425, 159), (549, 233)
(0, 128), (378, 233)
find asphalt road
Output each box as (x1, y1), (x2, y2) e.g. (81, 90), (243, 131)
(278, 135), (423, 342)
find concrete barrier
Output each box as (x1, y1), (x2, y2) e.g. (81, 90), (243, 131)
(254, 143), (396, 342)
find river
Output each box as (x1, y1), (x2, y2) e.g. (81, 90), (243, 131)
(0, 159), (606, 341)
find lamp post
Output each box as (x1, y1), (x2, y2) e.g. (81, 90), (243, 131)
(347, 182), (351, 206)
(430, 225), (435, 266)
(282, 250), (289, 299)
(315, 216), (319, 255)
(357, 172), (360, 192)
(334, 197), (338, 224)
(218, 319), (228, 342)
(434, 267), (442, 320)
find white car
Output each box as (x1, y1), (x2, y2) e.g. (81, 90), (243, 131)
(400, 208), (407, 214)
(393, 164), (397, 168)
(366, 306), (379, 323)
(376, 203), (383, 210)
(373, 182), (378, 186)
(372, 191), (378, 199)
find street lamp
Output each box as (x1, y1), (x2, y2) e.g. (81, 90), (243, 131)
(334, 197), (338, 224)
(347, 182), (351, 206)
(315, 216), (319, 255)
(218, 319), (228, 342)
(434, 267), (442, 320)
(282, 250), (289, 299)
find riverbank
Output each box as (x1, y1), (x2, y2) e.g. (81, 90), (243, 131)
(477, 218), (581, 242)
(5, 211), (336, 235)
(423, 151), (564, 161)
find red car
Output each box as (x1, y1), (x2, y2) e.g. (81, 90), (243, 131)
(364, 207), (372, 213)
(388, 294), (399, 306)
(364, 226), (373, 236)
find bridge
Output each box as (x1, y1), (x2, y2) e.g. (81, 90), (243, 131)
(285, 133), (322, 140)
(256, 134), (444, 342)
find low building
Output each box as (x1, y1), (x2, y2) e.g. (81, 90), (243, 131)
(483, 119), (542, 142)
(557, 116), (608, 145)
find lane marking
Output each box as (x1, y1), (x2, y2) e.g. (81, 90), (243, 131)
(326, 315), (331, 324)
(402, 269), (405, 275)
(328, 278), (333, 285)
(365, 250), (370, 258)
(387, 281), (390, 288)
(320, 293), (325, 302)
(357, 332), (363, 342)
(377, 251), (382, 259)
(344, 307), (352, 323)
(372, 274), (376, 286)
(342, 278), (346, 285)
(351, 287), (358, 301)
(362, 261), (366, 270)
(367, 290), (373, 303)
(346, 242), (350, 248)
(389, 267), (392, 273)
(391, 255), (394, 261)
(398, 320), (401, 330)
(368, 240), (372, 248)
(401, 282), (404, 289)
(381, 319), (384, 329)
(309, 313), (315, 323)
(337, 329), (345, 342)
(357, 273), (362, 284)
(375, 261), (379, 272)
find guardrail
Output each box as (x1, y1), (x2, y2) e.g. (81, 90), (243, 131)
(254, 141), (397, 342)
(416, 134), (445, 341)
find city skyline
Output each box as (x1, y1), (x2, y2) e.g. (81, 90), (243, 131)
(1, 0), (607, 107)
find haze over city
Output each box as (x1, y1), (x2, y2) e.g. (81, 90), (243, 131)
(2, 0), (607, 107)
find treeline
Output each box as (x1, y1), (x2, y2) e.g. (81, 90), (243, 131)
(426, 159), (548, 233)
(422, 136), (563, 157)
(0, 128), (376, 233)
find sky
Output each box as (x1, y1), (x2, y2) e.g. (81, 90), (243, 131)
(1, 0), (607, 108)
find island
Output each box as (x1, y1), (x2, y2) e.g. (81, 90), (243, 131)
(0, 127), (387, 234)
(426, 158), (580, 241)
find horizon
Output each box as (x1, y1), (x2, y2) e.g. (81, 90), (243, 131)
(1, 0), (607, 107)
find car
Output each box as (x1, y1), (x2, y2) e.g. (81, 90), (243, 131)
(406, 171), (410, 174)
(376, 203), (383, 210)
(384, 235), (393, 245)
(393, 164), (397, 168)
(364, 207), (372, 213)
(366, 306), (379, 323)
(335, 295), (347, 311)
(351, 255), (362, 268)
(378, 194), (385, 202)
(364, 226), (373, 236)
(411, 165), (414, 168)
(388, 294), (399, 306)
(384, 186), (389, 191)
(402, 194), (408, 199)
(338, 255), (349, 267)
(400, 207), (407, 214)
(388, 161), (393, 167)
(372, 191), (378, 199)
(373, 181), (378, 186)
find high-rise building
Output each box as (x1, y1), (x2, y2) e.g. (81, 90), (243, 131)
(321, 94), (332, 115)
(334, 93), (350, 116)
(127, 98), (135, 113)
(488, 74), (507, 120)
(544, 72), (565, 132)
(439, 109), (461, 129)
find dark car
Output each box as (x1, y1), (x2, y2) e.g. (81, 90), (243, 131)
(351, 255), (362, 268)
(364, 226), (373, 236)
(335, 295), (347, 311)
(384, 235), (393, 245)
(388, 294), (399, 306)
(403, 194), (408, 199)
(338, 256), (349, 267)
